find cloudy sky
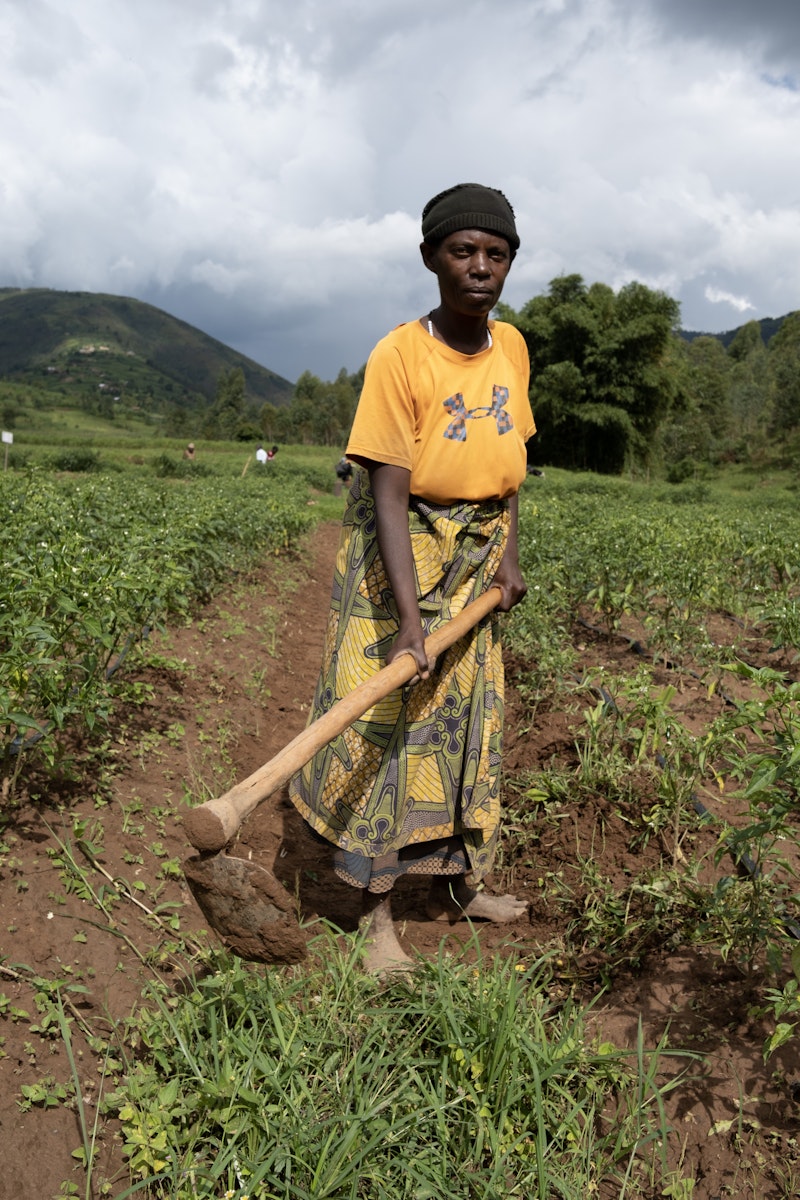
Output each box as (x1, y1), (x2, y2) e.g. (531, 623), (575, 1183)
(2, 0), (799, 383)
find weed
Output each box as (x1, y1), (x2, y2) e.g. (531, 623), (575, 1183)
(101, 930), (685, 1199)
(18, 1073), (70, 1111)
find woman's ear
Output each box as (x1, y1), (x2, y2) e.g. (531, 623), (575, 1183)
(420, 241), (438, 274)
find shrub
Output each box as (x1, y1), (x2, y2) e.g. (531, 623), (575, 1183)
(45, 449), (101, 473)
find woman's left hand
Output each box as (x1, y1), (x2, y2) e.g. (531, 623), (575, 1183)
(491, 491), (527, 611)
(491, 556), (527, 611)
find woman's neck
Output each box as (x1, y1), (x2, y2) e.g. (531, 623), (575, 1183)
(425, 307), (492, 355)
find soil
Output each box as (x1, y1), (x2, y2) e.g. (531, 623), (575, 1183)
(2, 517), (800, 1199)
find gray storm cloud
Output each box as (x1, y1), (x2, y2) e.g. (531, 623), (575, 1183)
(1, 0), (798, 380)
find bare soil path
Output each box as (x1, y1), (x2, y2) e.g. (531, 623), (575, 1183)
(1, 518), (799, 1198)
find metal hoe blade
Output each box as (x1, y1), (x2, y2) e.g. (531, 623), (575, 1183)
(183, 854), (307, 964)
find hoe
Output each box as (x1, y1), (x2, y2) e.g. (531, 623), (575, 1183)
(182, 586), (502, 963)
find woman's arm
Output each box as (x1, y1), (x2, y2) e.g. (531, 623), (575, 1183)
(490, 492), (527, 612)
(367, 461), (431, 680)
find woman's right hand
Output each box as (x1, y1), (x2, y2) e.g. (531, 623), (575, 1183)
(386, 619), (431, 682)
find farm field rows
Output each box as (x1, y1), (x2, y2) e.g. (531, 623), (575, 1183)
(1, 455), (800, 1198)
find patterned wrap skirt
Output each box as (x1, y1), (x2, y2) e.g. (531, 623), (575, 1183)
(288, 469), (509, 894)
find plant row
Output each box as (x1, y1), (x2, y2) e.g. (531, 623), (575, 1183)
(507, 473), (800, 1047)
(511, 474), (800, 684)
(0, 470), (316, 791)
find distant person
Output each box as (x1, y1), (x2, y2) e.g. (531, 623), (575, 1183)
(266, 444), (278, 463)
(183, 442), (196, 461)
(335, 455), (353, 485)
(255, 444), (268, 465)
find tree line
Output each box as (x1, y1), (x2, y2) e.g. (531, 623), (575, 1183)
(500, 275), (799, 476)
(168, 364), (365, 449)
(172, 276), (799, 478)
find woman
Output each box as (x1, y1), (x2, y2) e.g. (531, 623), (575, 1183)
(290, 183), (535, 972)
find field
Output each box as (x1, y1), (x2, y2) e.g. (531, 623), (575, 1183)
(1, 447), (800, 1199)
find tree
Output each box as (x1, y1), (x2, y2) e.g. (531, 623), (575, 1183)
(205, 368), (247, 439)
(500, 275), (681, 473)
(657, 335), (732, 473)
(726, 320), (770, 451)
(727, 320), (764, 363)
(1, 391), (18, 429)
(685, 335), (731, 430)
(294, 370), (323, 402)
(767, 312), (800, 436)
(275, 368), (361, 445)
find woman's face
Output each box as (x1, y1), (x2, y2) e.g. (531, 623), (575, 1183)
(421, 229), (513, 317)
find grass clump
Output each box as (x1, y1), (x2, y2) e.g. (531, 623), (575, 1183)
(108, 929), (680, 1199)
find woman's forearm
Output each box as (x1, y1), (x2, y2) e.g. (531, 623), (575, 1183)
(367, 462), (429, 674)
(368, 463), (418, 618)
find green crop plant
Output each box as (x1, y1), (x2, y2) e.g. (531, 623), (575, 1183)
(4, 453), (800, 1197)
(586, 573), (636, 639)
(758, 596), (800, 658)
(687, 665), (800, 976)
(758, 945), (800, 1061)
(540, 853), (691, 982)
(1, 469), (316, 797)
(566, 669), (683, 813)
(574, 686), (640, 801)
(636, 717), (725, 864)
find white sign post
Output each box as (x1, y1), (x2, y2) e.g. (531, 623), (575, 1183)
(1, 430), (12, 472)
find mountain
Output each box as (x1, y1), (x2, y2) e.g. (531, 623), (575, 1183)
(680, 313), (788, 349)
(0, 287), (293, 410)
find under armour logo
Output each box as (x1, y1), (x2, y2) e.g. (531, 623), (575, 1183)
(442, 386), (514, 441)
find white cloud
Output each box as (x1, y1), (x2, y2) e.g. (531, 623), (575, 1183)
(704, 287), (756, 313)
(1, 0), (799, 379)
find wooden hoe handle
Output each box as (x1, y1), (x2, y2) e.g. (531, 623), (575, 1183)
(183, 586), (502, 852)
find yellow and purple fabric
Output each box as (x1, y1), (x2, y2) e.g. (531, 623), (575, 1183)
(289, 470), (510, 893)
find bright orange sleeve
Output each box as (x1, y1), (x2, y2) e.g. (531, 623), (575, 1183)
(346, 332), (417, 470)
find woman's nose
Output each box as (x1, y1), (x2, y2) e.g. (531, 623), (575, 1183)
(470, 253), (490, 276)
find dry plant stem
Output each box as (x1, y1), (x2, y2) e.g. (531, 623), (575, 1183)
(76, 837), (208, 957)
(77, 839), (159, 918)
(0, 959), (94, 1036)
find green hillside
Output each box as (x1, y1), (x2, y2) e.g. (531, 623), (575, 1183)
(680, 313), (789, 348)
(0, 287), (293, 413)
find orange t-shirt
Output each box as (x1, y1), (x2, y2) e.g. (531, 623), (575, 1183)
(346, 319), (535, 504)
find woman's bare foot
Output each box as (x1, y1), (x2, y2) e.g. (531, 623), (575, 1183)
(359, 891), (414, 975)
(426, 876), (528, 924)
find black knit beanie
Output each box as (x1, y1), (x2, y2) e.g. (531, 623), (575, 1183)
(421, 183), (520, 251)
